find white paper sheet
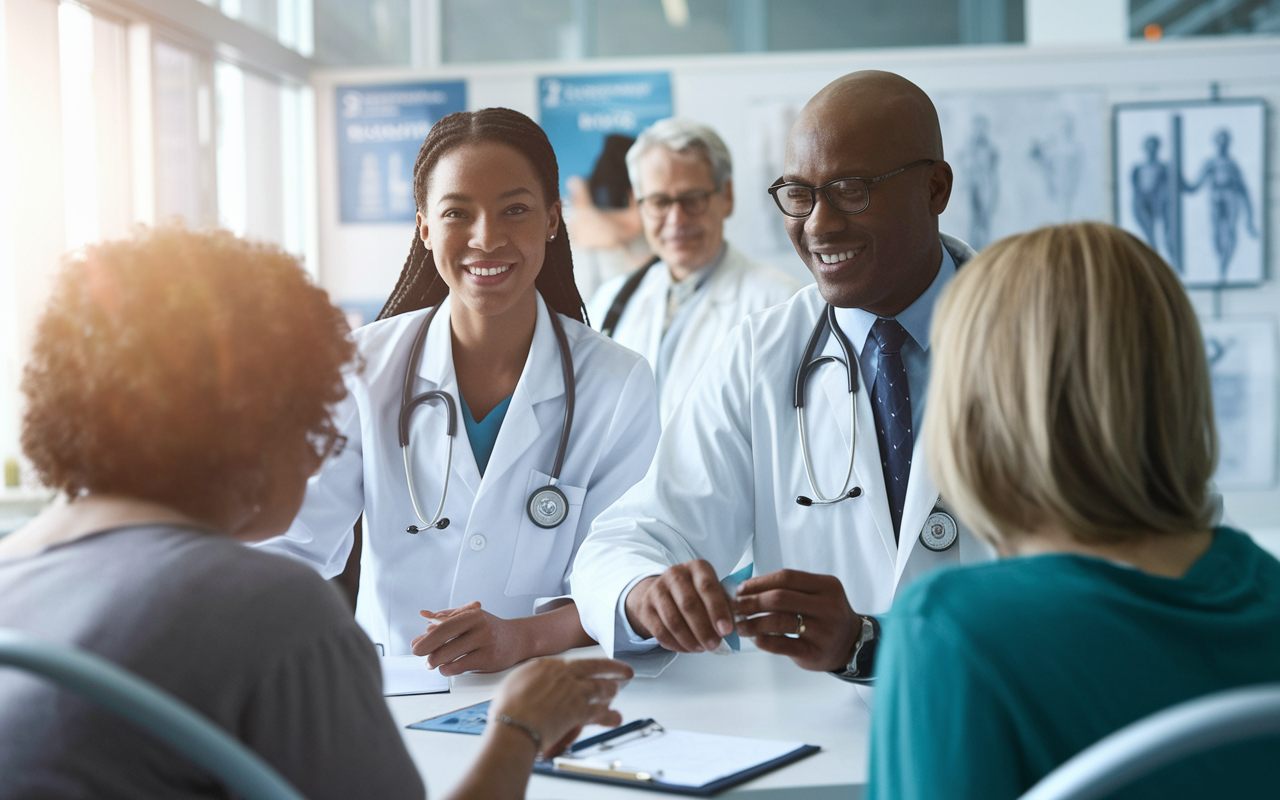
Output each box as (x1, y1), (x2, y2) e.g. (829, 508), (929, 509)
(566, 728), (808, 788)
(380, 655), (449, 696)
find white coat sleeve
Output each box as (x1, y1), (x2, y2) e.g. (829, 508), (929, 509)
(538, 356), (661, 612)
(252, 388), (366, 578)
(571, 321), (759, 656)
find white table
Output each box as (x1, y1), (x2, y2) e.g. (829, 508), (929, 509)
(386, 643), (871, 799)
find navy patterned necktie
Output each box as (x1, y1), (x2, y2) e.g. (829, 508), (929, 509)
(870, 318), (913, 542)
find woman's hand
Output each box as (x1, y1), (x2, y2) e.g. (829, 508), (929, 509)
(489, 657), (634, 758)
(410, 602), (527, 676)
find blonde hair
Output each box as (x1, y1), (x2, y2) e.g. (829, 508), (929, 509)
(924, 222), (1217, 547)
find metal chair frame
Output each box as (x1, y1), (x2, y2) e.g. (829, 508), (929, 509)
(1020, 683), (1280, 800)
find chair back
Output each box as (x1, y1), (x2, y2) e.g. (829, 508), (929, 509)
(1019, 683), (1280, 800)
(0, 629), (306, 800)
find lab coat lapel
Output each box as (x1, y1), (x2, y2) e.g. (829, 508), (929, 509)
(413, 296), (482, 497)
(816, 337), (898, 563)
(893, 435), (940, 584)
(642, 266), (671, 359)
(478, 295), (556, 491)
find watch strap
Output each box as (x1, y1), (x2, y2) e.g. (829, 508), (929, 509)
(829, 614), (880, 684)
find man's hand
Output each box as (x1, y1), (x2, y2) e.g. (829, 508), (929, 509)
(623, 560), (735, 653)
(733, 569), (861, 672)
(410, 601), (525, 676)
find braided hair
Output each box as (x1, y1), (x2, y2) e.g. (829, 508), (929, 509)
(377, 108), (587, 324)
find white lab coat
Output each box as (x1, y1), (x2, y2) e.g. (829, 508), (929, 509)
(570, 240), (995, 660)
(588, 243), (801, 425)
(257, 293), (661, 656)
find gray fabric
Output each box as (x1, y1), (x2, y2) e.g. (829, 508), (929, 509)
(0, 524), (426, 800)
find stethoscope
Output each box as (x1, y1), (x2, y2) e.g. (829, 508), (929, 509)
(792, 304), (957, 552)
(399, 303), (575, 534)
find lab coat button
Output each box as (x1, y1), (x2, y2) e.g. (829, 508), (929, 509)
(470, 534), (486, 551)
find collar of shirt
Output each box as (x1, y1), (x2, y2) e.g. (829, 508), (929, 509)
(827, 241), (958, 437)
(831, 240), (958, 355)
(663, 242), (727, 332)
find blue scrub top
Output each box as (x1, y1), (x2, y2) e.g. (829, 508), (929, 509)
(459, 393), (513, 476)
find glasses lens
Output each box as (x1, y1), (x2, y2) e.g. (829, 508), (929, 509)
(640, 195), (673, 218)
(678, 192), (710, 217)
(778, 185), (814, 217)
(827, 180), (869, 213)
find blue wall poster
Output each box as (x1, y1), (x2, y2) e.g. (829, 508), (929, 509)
(538, 72), (673, 199)
(336, 81), (467, 223)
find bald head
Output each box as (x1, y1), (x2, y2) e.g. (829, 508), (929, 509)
(781, 70), (952, 313)
(794, 70), (943, 165)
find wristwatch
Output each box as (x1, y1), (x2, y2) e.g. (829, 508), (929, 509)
(829, 614), (879, 683)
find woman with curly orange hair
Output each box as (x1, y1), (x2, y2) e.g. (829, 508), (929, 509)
(0, 225), (631, 800)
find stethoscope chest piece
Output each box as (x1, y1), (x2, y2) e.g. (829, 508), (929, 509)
(920, 509), (958, 552)
(527, 485), (569, 528)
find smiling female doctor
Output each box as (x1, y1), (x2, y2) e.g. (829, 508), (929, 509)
(257, 108), (660, 674)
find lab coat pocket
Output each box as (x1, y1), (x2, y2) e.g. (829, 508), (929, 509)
(504, 469), (585, 597)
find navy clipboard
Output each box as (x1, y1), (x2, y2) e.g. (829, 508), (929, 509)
(532, 718), (821, 796)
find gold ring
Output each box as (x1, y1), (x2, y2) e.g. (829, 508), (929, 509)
(796, 614), (806, 635)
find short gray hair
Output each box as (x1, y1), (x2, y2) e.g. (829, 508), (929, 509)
(626, 118), (733, 196)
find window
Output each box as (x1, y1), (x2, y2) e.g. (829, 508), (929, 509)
(59, 2), (132, 249)
(1132, 0), (1280, 39)
(440, 0), (1025, 64)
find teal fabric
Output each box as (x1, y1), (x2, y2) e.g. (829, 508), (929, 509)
(459, 393), (512, 476)
(868, 527), (1280, 800)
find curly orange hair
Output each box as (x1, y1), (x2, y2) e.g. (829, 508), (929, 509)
(21, 224), (356, 514)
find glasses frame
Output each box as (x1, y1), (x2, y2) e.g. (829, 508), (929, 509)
(767, 159), (937, 218)
(637, 188), (716, 220)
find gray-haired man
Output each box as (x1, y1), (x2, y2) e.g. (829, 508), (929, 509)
(588, 118), (800, 425)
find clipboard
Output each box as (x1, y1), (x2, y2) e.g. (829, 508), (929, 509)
(532, 719), (820, 796)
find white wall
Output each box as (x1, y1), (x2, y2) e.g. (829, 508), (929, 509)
(311, 37), (1280, 535)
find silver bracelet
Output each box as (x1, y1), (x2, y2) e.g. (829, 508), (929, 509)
(495, 713), (543, 756)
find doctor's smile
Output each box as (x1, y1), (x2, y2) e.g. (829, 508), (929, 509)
(462, 260), (514, 280)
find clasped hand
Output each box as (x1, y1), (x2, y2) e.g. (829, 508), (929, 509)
(623, 560), (861, 672)
(411, 601), (523, 676)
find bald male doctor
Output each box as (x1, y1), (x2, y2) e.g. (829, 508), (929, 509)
(589, 118), (800, 425)
(571, 71), (994, 682)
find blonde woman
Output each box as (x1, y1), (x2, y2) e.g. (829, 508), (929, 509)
(868, 222), (1280, 799)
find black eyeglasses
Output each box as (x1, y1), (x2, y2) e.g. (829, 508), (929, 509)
(309, 431), (348, 463)
(637, 189), (715, 220)
(767, 159), (936, 218)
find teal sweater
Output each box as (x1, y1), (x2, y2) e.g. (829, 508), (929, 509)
(869, 527), (1280, 800)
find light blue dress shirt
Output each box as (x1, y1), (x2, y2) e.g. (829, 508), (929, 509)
(832, 242), (957, 438)
(653, 243), (727, 390)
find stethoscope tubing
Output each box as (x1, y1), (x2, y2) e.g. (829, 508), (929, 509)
(546, 305), (574, 486)
(794, 304), (862, 506)
(398, 301), (575, 533)
(794, 303), (958, 551)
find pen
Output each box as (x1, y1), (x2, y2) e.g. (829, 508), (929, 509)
(552, 757), (655, 782)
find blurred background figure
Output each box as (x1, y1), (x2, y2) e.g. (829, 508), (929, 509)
(1131, 134), (1178, 267)
(590, 118), (800, 425)
(962, 114), (999, 250)
(567, 133), (653, 303)
(1184, 128), (1259, 281)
